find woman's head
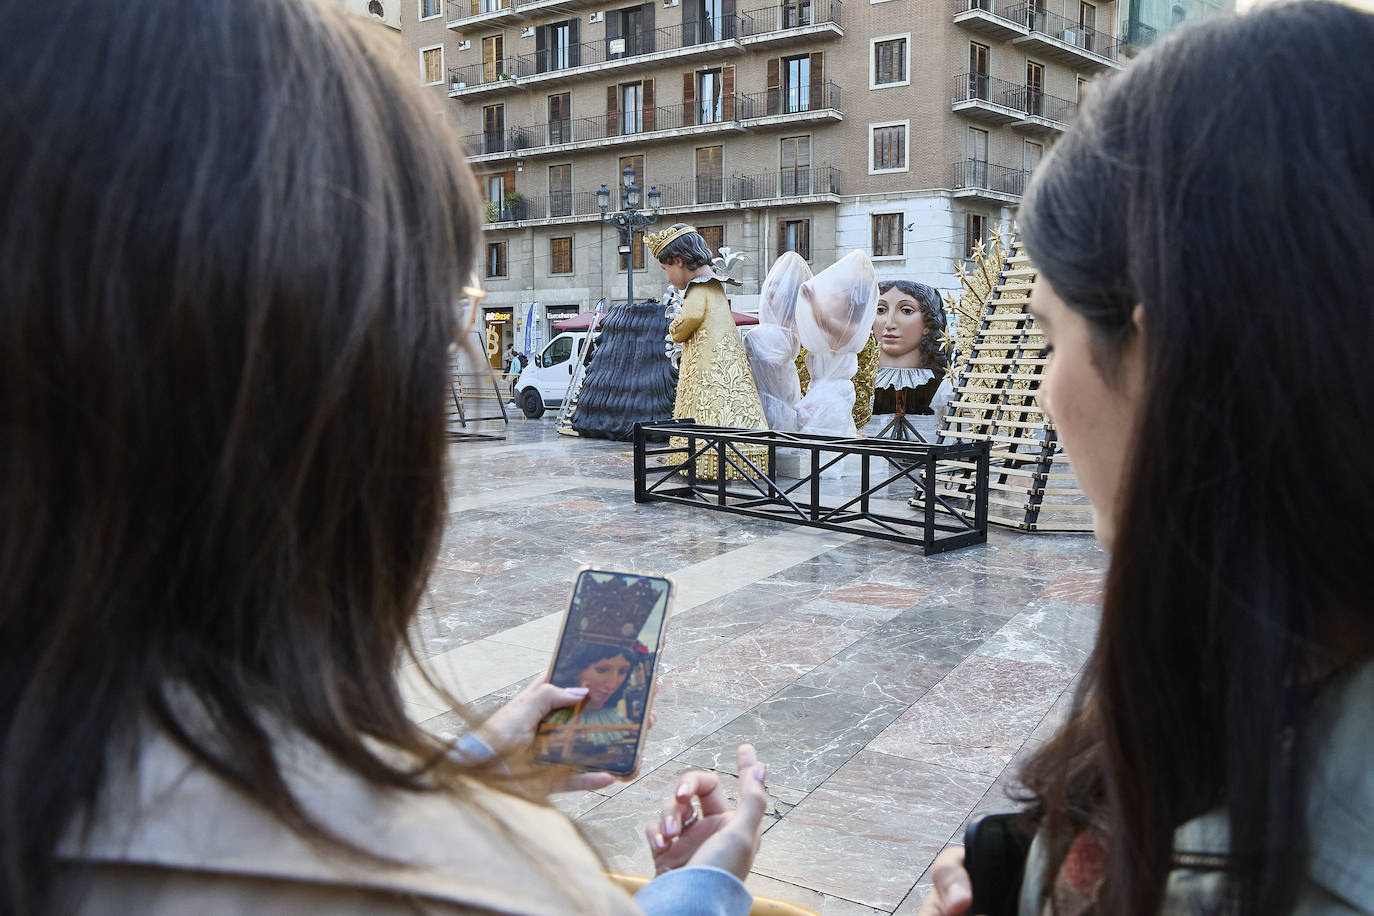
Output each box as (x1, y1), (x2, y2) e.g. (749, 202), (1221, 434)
(1, 0), (479, 907)
(874, 280), (947, 370)
(1019, 4), (1374, 913)
(552, 643), (638, 711)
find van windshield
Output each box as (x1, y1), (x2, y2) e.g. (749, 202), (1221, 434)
(542, 336), (573, 368)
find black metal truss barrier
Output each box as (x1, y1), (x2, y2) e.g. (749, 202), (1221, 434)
(632, 421), (990, 555)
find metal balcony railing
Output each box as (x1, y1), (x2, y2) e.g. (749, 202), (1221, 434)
(446, 0), (511, 20)
(951, 73), (1076, 123)
(950, 160), (1028, 196)
(732, 165), (841, 200)
(737, 80), (842, 118)
(449, 1), (842, 88)
(739, 0), (842, 35)
(1005, 2), (1119, 60)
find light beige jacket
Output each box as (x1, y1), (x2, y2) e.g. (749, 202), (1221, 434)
(52, 726), (642, 915)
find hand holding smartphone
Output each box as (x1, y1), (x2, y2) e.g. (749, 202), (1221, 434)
(534, 568), (674, 779)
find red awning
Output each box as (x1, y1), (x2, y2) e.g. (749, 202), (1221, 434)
(554, 307), (758, 330)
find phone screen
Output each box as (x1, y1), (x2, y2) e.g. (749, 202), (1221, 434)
(534, 568), (673, 777)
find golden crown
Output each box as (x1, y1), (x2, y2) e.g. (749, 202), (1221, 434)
(644, 224), (699, 261)
(573, 574), (666, 648)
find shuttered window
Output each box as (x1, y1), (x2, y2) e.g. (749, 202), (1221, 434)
(550, 237), (573, 275)
(421, 47), (443, 84)
(695, 146), (723, 204)
(873, 38), (906, 85)
(698, 225), (724, 257)
(549, 164), (572, 218)
(872, 123), (907, 172)
(872, 213), (903, 257)
(486, 241), (507, 278)
(778, 219), (810, 261)
(620, 230), (646, 271)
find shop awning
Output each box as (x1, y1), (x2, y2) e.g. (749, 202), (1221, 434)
(554, 306), (759, 330)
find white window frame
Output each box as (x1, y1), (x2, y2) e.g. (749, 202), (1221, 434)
(418, 0), (442, 21)
(868, 119), (910, 175)
(418, 44), (445, 86)
(869, 33), (911, 90)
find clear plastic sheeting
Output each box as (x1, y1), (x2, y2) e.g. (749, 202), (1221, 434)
(744, 252), (811, 432)
(794, 250), (880, 439)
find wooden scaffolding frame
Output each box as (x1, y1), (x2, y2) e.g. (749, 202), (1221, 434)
(934, 238), (1093, 532)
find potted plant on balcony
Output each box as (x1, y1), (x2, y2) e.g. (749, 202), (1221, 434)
(502, 191), (526, 221)
(486, 201), (500, 222)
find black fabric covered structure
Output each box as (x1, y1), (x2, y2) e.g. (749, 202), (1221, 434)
(572, 300), (677, 440)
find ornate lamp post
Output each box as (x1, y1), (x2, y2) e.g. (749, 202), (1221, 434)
(597, 164), (661, 306)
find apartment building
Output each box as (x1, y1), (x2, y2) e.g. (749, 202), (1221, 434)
(401, 0), (1124, 359)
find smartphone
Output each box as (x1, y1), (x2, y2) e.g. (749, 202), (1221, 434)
(964, 812), (1033, 916)
(533, 568), (674, 779)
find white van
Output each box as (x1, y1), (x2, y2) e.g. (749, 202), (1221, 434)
(512, 331), (589, 418)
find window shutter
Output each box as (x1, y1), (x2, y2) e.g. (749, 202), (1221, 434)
(766, 58), (780, 116)
(642, 77), (655, 131)
(683, 0), (698, 45)
(607, 84), (619, 136)
(722, 64), (735, 119)
(683, 72), (696, 125)
(778, 221), (786, 258)
(722, 0), (736, 35)
(606, 11), (621, 60)
(471, 0), (479, 15)
(809, 51), (824, 109)
(535, 24), (547, 71)
(800, 220), (810, 260)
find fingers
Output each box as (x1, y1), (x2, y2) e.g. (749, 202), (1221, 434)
(554, 770), (616, 794)
(677, 769), (728, 818)
(925, 847), (971, 916)
(532, 681), (589, 713)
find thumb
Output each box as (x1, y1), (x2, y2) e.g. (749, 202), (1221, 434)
(733, 762), (769, 834)
(531, 682), (588, 713)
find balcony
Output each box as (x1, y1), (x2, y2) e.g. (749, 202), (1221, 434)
(950, 159), (1027, 205)
(950, 0), (1027, 41)
(482, 166), (842, 229)
(445, 0), (518, 32)
(1006, 3), (1120, 70)
(737, 81), (843, 127)
(950, 73), (1074, 134)
(448, 2), (844, 97)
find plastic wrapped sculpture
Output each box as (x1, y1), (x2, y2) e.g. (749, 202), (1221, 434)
(743, 252), (811, 432)
(793, 250), (880, 438)
(649, 223), (767, 477)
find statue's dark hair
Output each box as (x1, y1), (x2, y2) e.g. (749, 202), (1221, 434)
(656, 223), (714, 269)
(1017, 4), (1374, 914)
(877, 280), (948, 372)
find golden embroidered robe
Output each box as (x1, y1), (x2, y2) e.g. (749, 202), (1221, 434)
(669, 277), (768, 478)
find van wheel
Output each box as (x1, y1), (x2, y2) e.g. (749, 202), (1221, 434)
(519, 389), (545, 419)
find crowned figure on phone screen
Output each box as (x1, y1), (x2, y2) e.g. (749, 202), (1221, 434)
(649, 224), (768, 478)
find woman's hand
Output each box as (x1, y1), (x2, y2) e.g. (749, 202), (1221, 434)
(917, 847), (972, 916)
(476, 681), (616, 793)
(644, 744), (768, 881)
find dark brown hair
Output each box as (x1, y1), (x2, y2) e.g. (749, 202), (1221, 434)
(0, 0), (486, 909)
(1018, 4), (1374, 913)
(877, 279), (948, 372)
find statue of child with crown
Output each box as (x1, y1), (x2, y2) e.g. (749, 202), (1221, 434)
(647, 224), (768, 478)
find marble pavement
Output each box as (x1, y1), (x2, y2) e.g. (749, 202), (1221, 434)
(411, 416), (1107, 914)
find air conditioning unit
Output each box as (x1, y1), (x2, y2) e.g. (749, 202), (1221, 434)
(663, 0), (679, 7)
(588, 10), (603, 21)
(521, 25), (535, 36)
(1059, 28), (1078, 42)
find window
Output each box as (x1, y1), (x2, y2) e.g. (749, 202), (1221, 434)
(1026, 61), (1044, 117)
(620, 229), (646, 271)
(1078, 1), (1096, 50)
(1023, 140), (1043, 175)
(872, 213), (903, 258)
(1076, 75), (1087, 102)
(542, 335), (573, 367)
(482, 35), (504, 82)
(482, 104), (505, 154)
(969, 42), (990, 99)
(536, 20), (579, 72)
(620, 81), (643, 134)
(486, 174), (506, 206)
(696, 146), (723, 204)
(695, 0), (724, 42)
(697, 69), (723, 124)
(486, 241), (507, 278)
(548, 92), (571, 145)
(967, 127), (989, 187)
(782, 0), (812, 27)
(870, 121), (908, 173)
(778, 219), (811, 261)
(783, 54), (810, 114)
(549, 164), (572, 218)
(550, 236), (573, 275)
(419, 0), (440, 19)
(965, 213), (986, 258)
(420, 46), (444, 85)
(698, 225), (724, 257)
(780, 135), (810, 195)
(871, 36), (908, 88)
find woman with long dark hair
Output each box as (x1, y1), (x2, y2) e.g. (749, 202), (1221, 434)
(922, 4), (1374, 914)
(0, 1), (765, 913)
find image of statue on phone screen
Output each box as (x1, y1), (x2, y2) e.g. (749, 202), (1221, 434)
(535, 569), (672, 777)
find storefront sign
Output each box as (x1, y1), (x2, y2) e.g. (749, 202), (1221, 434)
(484, 310), (512, 322)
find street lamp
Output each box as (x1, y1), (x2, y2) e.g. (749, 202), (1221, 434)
(598, 165), (661, 307)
